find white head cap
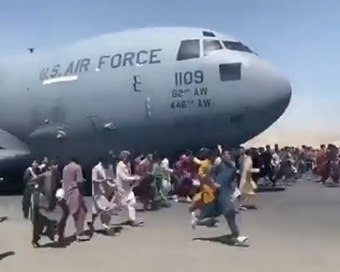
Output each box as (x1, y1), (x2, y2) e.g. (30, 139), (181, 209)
(55, 188), (65, 200)
(161, 158), (169, 168)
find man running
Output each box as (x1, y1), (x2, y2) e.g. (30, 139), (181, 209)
(195, 150), (248, 245)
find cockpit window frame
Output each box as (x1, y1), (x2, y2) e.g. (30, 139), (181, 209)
(222, 41), (255, 54)
(203, 39), (223, 56)
(176, 39), (200, 61)
(202, 31), (216, 37)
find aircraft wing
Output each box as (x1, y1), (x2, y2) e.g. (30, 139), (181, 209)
(0, 129), (30, 172)
(0, 149), (30, 160)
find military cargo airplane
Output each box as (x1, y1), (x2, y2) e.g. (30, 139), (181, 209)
(0, 26), (291, 175)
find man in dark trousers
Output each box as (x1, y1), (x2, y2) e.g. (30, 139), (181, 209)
(260, 145), (274, 186)
(40, 161), (60, 211)
(55, 188), (69, 247)
(22, 160), (41, 219)
(31, 177), (55, 248)
(195, 151), (248, 245)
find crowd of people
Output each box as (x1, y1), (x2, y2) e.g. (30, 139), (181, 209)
(20, 143), (339, 248)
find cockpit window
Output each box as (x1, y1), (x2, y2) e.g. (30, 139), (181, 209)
(219, 63), (241, 81)
(222, 41), (254, 54)
(202, 31), (215, 37)
(177, 39), (200, 61)
(203, 40), (223, 56)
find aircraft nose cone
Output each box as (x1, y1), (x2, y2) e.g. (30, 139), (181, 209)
(246, 59), (292, 116)
(274, 74), (292, 113)
(238, 59), (292, 141)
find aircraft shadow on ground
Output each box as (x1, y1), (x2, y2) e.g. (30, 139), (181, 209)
(0, 251), (15, 261)
(39, 226), (123, 249)
(39, 234), (90, 249)
(256, 186), (286, 193)
(193, 235), (249, 247)
(325, 183), (340, 188)
(0, 216), (9, 224)
(93, 226), (123, 236)
(39, 235), (77, 249)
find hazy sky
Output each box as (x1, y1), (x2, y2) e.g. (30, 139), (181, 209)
(1, 0), (339, 133)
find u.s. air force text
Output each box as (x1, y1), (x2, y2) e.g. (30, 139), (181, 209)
(39, 49), (162, 81)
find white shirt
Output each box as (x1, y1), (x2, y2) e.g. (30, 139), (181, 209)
(161, 158), (173, 173)
(214, 157), (222, 165)
(161, 158), (173, 181)
(271, 153), (280, 167)
(116, 161), (136, 193)
(92, 162), (107, 196)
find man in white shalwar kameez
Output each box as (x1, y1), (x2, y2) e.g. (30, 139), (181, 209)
(88, 158), (118, 236)
(161, 158), (173, 196)
(116, 151), (143, 227)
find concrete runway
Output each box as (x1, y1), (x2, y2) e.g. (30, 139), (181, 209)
(1, 178), (340, 272)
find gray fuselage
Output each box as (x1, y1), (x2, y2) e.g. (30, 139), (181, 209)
(0, 27), (291, 165)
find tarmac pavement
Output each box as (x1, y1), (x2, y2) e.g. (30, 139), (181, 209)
(1, 177), (340, 272)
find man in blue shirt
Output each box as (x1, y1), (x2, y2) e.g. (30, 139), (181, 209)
(196, 150), (248, 245)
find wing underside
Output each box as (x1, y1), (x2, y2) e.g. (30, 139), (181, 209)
(0, 129), (30, 172)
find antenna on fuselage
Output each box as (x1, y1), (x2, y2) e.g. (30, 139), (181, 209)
(28, 48), (35, 53)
